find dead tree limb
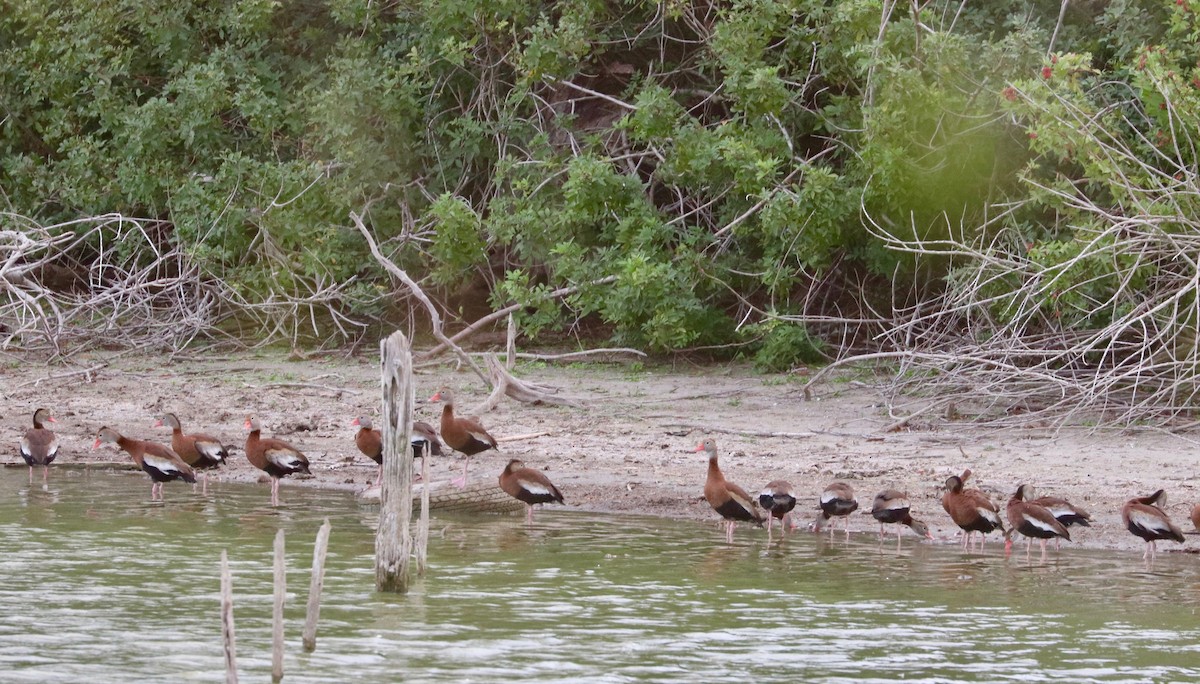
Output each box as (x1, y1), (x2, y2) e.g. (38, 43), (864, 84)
(477, 353), (584, 412)
(351, 211), (489, 387)
(657, 422), (819, 439)
(505, 313), (517, 370)
(496, 431), (552, 442)
(419, 275), (618, 360)
(1, 213), (373, 355)
(472, 348), (647, 362)
(242, 381), (363, 396)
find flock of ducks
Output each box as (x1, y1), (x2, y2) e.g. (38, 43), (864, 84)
(13, 391), (1197, 557)
(15, 387), (563, 517)
(698, 437), (1196, 560)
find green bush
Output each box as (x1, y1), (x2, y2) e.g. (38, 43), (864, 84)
(3, 0), (1196, 360)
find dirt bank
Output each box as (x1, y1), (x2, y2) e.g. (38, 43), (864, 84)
(4, 351), (1199, 553)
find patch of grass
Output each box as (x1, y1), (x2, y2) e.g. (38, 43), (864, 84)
(260, 370), (299, 383)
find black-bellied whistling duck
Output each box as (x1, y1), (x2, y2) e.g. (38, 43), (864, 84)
(1004, 484), (1070, 560)
(352, 416), (383, 486)
(155, 413), (227, 494)
(814, 482), (858, 538)
(93, 426), (195, 501)
(499, 459), (564, 523)
(696, 438), (763, 542)
(1029, 494), (1093, 528)
(412, 421), (443, 460)
(941, 469), (1004, 550)
(244, 416), (311, 507)
(350, 417), (443, 486)
(758, 480), (797, 538)
(871, 489), (932, 547)
(20, 408), (59, 484)
(1028, 493), (1092, 550)
(1122, 489), (1184, 559)
(430, 387), (497, 488)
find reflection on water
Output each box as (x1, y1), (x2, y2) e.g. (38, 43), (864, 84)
(1, 468), (1199, 682)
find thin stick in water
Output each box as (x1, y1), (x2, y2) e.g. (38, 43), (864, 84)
(272, 529), (285, 683)
(302, 519), (332, 652)
(220, 549), (238, 684)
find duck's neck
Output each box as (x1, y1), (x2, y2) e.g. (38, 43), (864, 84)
(706, 455), (722, 482)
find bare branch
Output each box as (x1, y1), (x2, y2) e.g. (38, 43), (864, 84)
(419, 275), (618, 360)
(351, 211), (490, 387)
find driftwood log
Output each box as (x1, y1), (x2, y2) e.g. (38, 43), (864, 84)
(359, 480), (523, 514)
(477, 353), (584, 412)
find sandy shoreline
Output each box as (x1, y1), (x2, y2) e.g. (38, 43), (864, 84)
(4, 352), (1199, 554)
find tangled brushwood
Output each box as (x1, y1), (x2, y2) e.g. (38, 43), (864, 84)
(846, 54), (1200, 430)
(0, 213), (374, 356)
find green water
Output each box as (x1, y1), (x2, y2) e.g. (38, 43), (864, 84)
(1, 468), (1199, 682)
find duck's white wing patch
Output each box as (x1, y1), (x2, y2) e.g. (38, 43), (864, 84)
(519, 481), (553, 496)
(265, 448), (305, 469)
(466, 429), (494, 445)
(1021, 513), (1059, 534)
(820, 491), (841, 504)
(196, 441), (226, 460)
(1043, 504), (1073, 518)
(730, 489), (755, 510)
(19, 437), (32, 459)
(978, 507), (1001, 524)
(144, 454), (185, 474)
(1129, 508), (1173, 533)
(877, 497), (910, 511)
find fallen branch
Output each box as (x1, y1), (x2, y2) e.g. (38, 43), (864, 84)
(351, 211), (489, 387)
(243, 381), (363, 396)
(5, 363), (108, 394)
(658, 422), (818, 439)
(478, 353), (584, 411)
(636, 389), (744, 403)
(469, 347), (647, 362)
(496, 431), (552, 442)
(419, 275), (618, 360)
(801, 351), (909, 400)
(656, 420), (902, 442)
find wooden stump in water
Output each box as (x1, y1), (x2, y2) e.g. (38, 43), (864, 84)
(220, 549), (238, 684)
(375, 331), (416, 593)
(271, 529), (285, 682)
(302, 519), (332, 652)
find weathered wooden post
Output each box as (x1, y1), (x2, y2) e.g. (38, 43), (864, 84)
(271, 529), (286, 682)
(375, 330), (416, 592)
(220, 550), (238, 684)
(302, 518), (332, 651)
